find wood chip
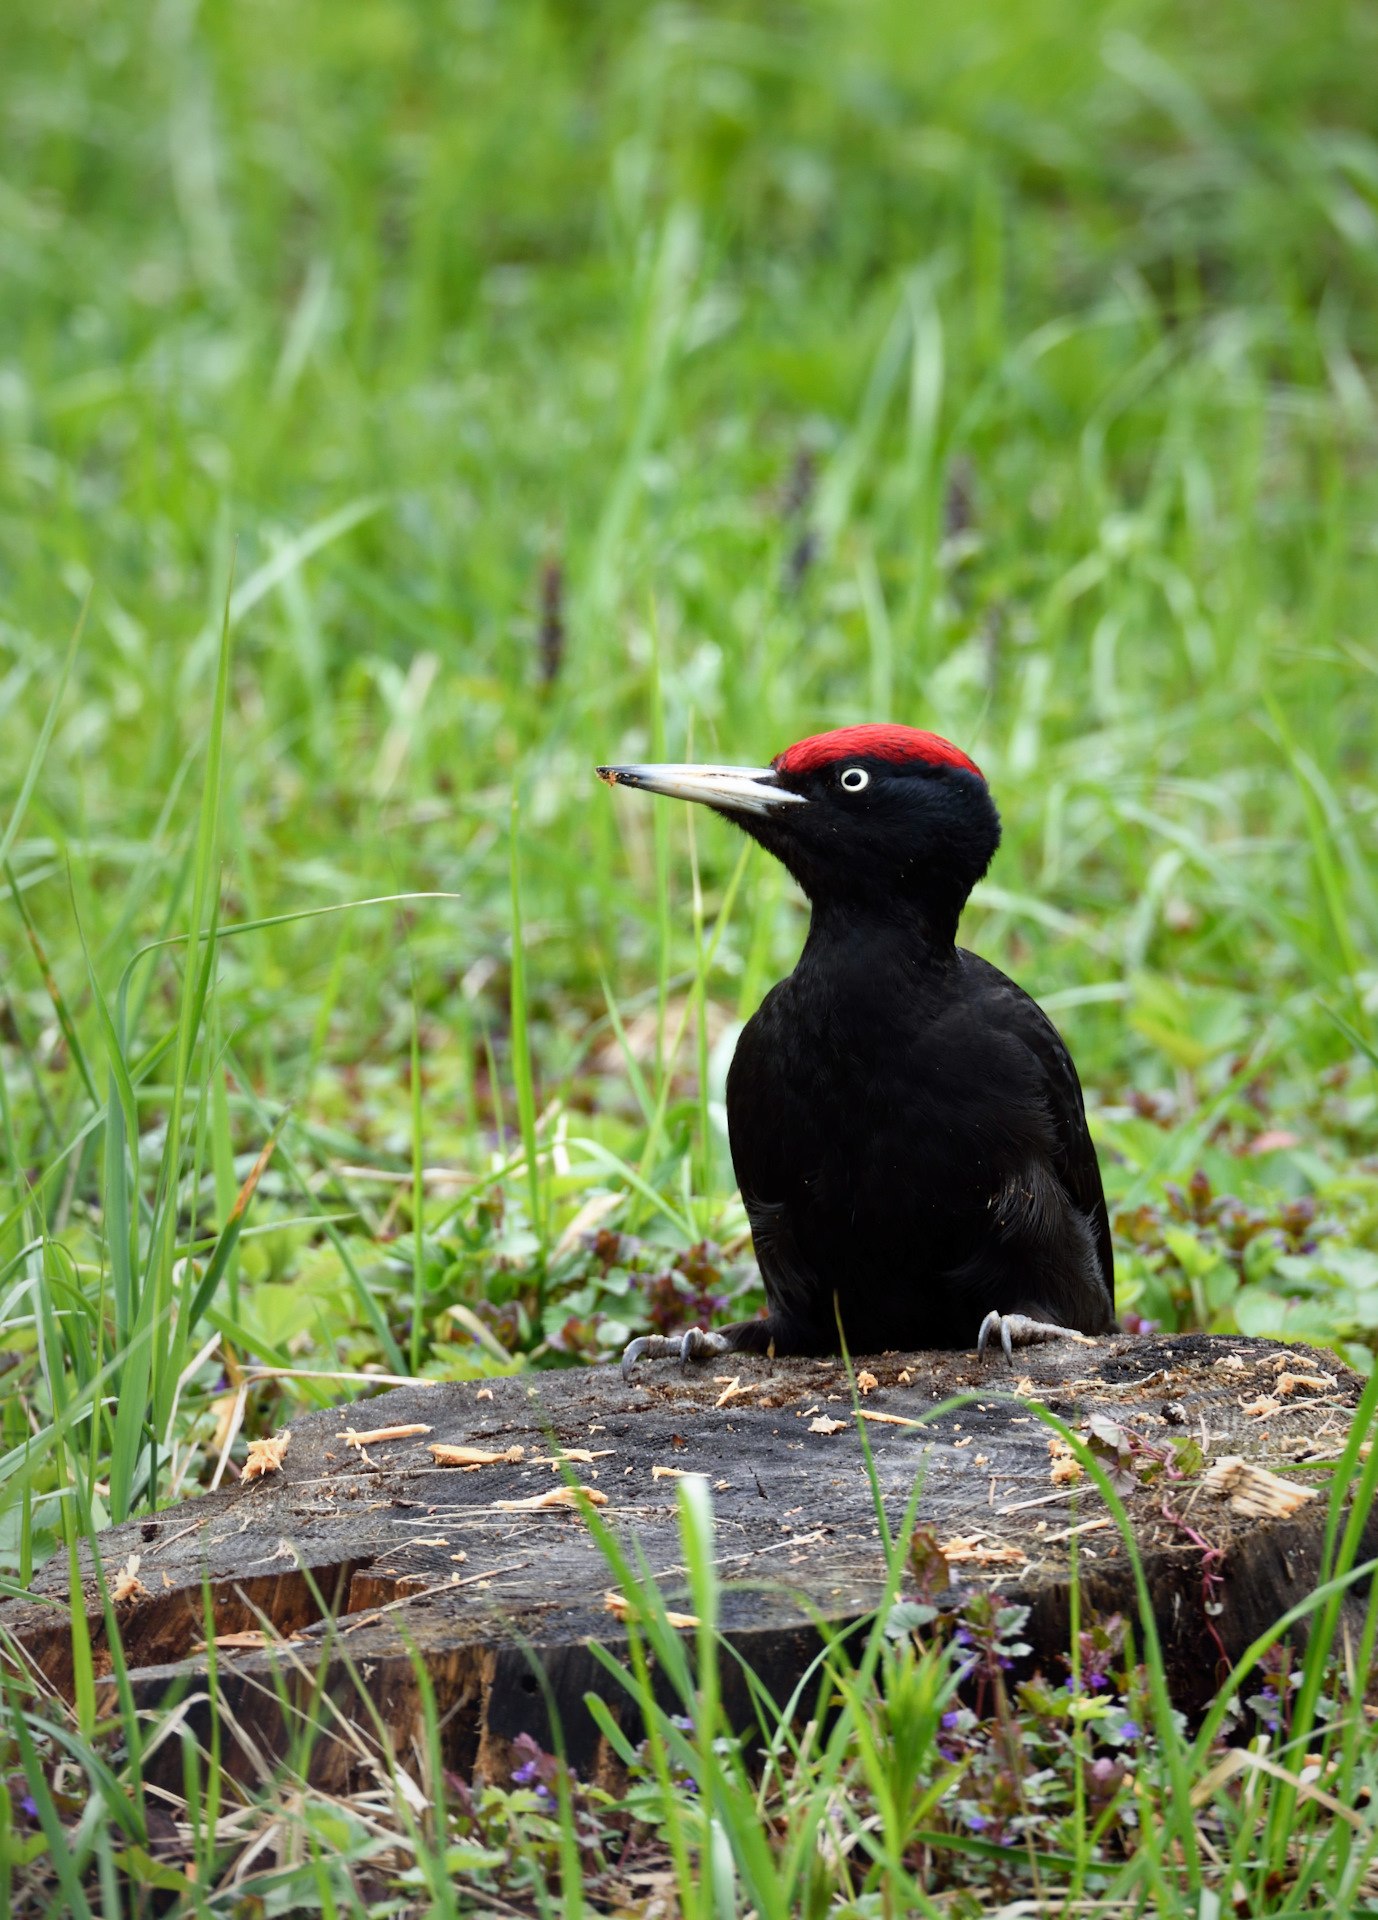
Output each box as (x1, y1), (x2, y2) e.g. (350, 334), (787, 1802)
(1204, 1456), (1320, 1519)
(1240, 1396), (1283, 1419)
(999, 1489), (1071, 1515)
(492, 1486), (610, 1512)
(1043, 1516), (1115, 1545)
(1048, 1437), (1084, 1485)
(897, 1369), (912, 1385)
(652, 1464), (691, 1479)
(1214, 1352), (1246, 1370)
(857, 1408), (925, 1429)
(603, 1589), (699, 1628)
(428, 1443), (525, 1467)
(243, 1431), (291, 1481)
(476, 1387), (493, 1400)
(338, 1423), (433, 1447)
(1275, 1371), (1336, 1395)
(112, 1554), (150, 1604)
(856, 1370), (879, 1395)
(808, 1415), (847, 1435)
(530, 1449), (614, 1467)
(194, 1629), (277, 1652)
(714, 1375), (755, 1406)
(939, 1534), (1028, 1567)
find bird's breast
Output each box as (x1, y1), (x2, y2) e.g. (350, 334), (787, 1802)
(732, 963), (973, 1144)
(728, 948), (1044, 1198)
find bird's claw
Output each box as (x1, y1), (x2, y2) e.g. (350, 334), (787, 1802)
(976, 1311), (1085, 1366)
(621, 1326), (732, 1381)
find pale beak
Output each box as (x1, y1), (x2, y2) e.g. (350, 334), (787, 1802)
(596, 762), (808, 818)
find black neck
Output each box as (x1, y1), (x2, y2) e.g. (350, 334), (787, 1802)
(803, 888), (964, 958)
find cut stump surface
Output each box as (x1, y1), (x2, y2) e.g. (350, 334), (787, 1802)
(5, 1332), (1371, 1787)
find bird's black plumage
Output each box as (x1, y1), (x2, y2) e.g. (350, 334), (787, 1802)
(599, 726), (1115, 1365)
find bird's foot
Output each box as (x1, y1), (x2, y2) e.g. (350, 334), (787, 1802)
(976, 1312), (1095, 1366)
(621, 1326), (733, 1382)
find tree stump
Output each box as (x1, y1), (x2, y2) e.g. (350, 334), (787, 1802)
(5, 1333), (1371, 1789)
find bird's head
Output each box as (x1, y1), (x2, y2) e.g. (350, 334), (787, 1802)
(597, 724), (1001, 939)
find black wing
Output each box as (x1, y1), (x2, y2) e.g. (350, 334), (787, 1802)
(959, 949), (1115, 1311)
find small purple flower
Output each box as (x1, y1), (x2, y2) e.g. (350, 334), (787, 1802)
(20, 1794), (38, 1820)
(669, 1714), (695, 1733)
(941, 1711), (962, 1730)
(1254, 1685), (1283, 1732)
(963, 1811), (988, 1831)
(511, 1759), (540, 1787)
(1119, 1720), (1141, 1742)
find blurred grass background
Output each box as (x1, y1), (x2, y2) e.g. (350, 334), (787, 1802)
(6, 4), (1378, 1912)
(2, 0), (1378, 1537)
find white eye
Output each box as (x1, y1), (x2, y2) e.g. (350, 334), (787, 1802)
(839, 767), (869, 792)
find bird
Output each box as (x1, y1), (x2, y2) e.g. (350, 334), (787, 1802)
(596, 724), (1115, 1372)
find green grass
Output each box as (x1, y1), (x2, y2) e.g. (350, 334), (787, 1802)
(2, 0), (1378, 1910)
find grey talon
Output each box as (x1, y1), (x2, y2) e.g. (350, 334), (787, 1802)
(973, 1311), (1085, 1362)
(622, 1325), (736, 1377)
(621, 1335), (655, 1380)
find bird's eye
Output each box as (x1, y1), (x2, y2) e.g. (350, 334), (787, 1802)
(839, 767), (869, 792)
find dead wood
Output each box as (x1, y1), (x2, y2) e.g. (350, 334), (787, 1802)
(3, 1332), (1372, 1790)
